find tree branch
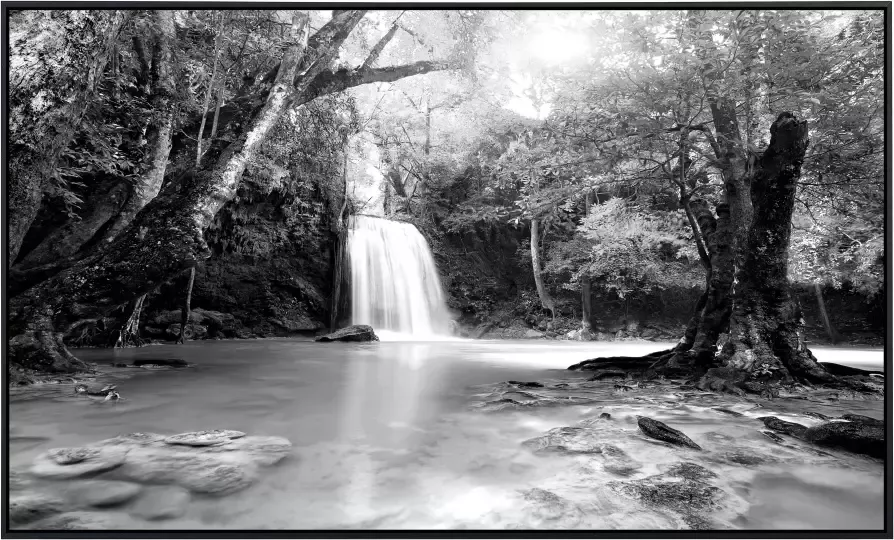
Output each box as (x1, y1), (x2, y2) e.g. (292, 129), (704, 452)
(297, 60), (451, 106)
(361, 17), (402, 70)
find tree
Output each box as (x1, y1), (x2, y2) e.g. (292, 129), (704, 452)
(8, 9), (467, 372)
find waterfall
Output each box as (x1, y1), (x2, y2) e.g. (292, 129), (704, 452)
(348, 215), (451, 339)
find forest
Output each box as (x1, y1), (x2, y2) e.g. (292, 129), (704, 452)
(4, 8), (888, 533)
(7, 9), (884, 379)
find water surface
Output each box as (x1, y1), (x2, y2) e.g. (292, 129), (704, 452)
(9, 340), (885, 530)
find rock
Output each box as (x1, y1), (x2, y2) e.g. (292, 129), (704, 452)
(664, 462), (717, 481)
(62, 480), (143, 507)
(518, 488), (583, 528)
(508, 380), (544, 388)
(625, 320), (640, 333)
(587, 369), (628, 381)
(760, 430), (786, 444)
(757, 416), (808, 439)
(839, 413), (883, 426)
(31, 447), (128, 479)
(47, 447), (98, 465)
(522, 427), (640, 475)
(109, 447), (258, 495)
(9, 470), (34, 491)
(609, 473), (724, 514)
(167, 323), (208, 340)
(132, 358), (188, 368)
(636, 416), (702, 450)
(719, 452), (768, 466)
(203, 435), (293, 466)
(524, 329), (545, 339)
(522, 427), (603, 454)
(23, 511), (135, 530)
(130, 486), (191, 520)
(713, 407), (744, 417)
(164, 430), (246, 446)
(315, 325), (379, 342)
(93, 432), (167, 447)
(802, 411), (832, 421)
(804, 418), (884, 459)
(599, 412), (612, 420)
(9, 492), (67, 526)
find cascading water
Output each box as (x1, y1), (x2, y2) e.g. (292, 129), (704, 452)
(348, 215), (452, 339)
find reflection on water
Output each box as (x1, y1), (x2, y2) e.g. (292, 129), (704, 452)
(8, 340), (884, 530)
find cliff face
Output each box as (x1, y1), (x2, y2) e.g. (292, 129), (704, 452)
(134, 167), (341, 341)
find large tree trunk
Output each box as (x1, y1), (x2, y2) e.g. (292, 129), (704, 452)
(8, 11), (326, 372)
(716, 113), (832, 383)
(8, 11), (129, 264)
(574, 113), (833, 389)
(530, 218), (556, 319)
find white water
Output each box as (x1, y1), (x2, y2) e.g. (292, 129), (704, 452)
(348, 215), (452, 339)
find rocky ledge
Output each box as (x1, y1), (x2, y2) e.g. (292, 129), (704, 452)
(10, 430), (292, 530)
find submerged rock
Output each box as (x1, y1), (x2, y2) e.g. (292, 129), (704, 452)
(201, 435), (293, 466)
(507, 380), (544, 388)
(61, 480), (142, 508)
(522, 426), (641, 476)
(130, 486), (191, 520)
(108, 447), (258, 495)
(756, 416), (808, 439)
(608, 467), (726, 529)
(9, 492), (67, 527)
(804, 417), (884, 459)
(518, 488), (583, 528)
(315, 325), (379, 343)
(133, 358), (188, 368)
(664, 462), (717, 481)
(23, 511), (135, 530)
(636, 416), (702, 450)
(587, 370), (628, 381)
(164, 430), (246, 447)
(31, 447), (128, 479)
(522, 427), (603, 454)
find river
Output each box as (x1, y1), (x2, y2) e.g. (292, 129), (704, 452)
(8, 339), (885, 530)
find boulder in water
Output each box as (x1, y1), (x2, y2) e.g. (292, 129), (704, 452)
(31, 447), (128, 479)
(517, 488), (584, 529)
(608, 464), (727, 530)
(61, 480), (143, 508)
(108, 447), (258, 495)
(636, 416), (702, 450)
(804, 416), (884, 459)
(164, 430), (245, 447)
(9, 492), (67, 527)
(315, 325), (379, 342)
(756, 416), (808, 439)
(23, 511), (136, 530)
(132, 358), (188, 368)
(129, 486), (191, 520)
